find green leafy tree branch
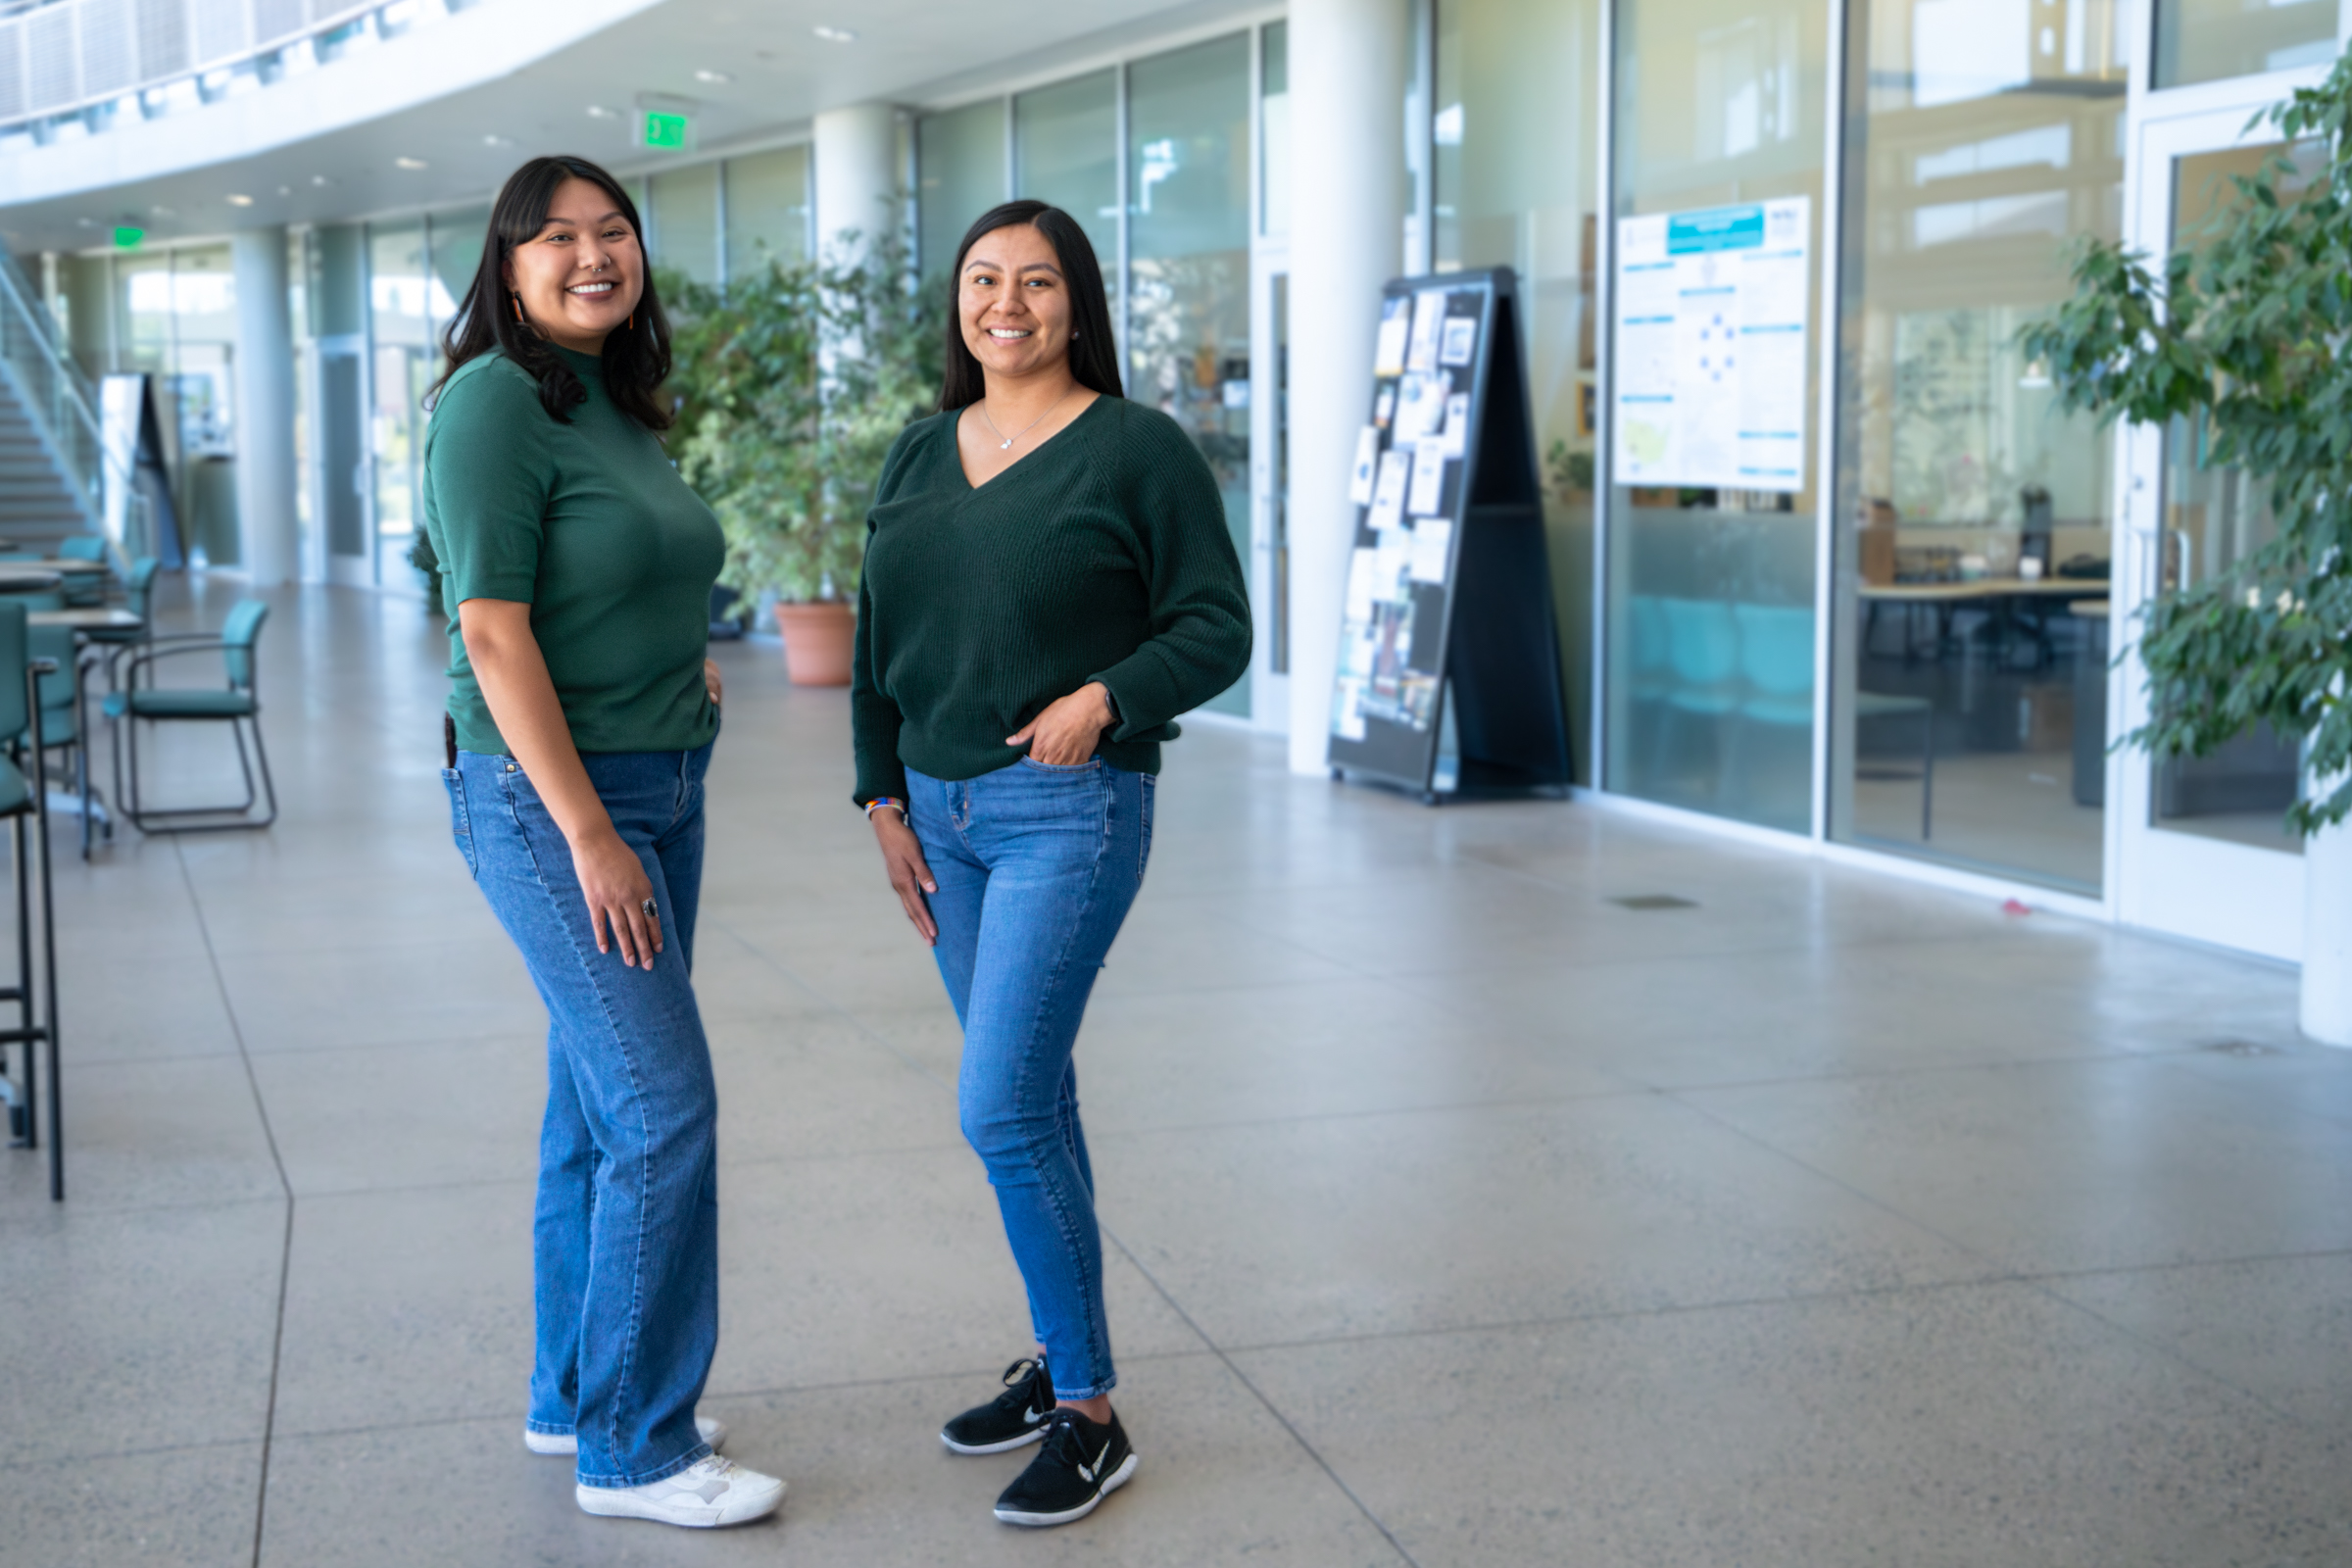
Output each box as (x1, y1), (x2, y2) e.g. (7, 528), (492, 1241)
(2019, 53), (2352, 834)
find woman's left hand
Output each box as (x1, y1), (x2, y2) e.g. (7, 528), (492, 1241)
(705, 658), (723, 708)
(1008, 682), (1114, 766)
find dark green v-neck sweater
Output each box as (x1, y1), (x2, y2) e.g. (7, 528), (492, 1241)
(851, 396), (1250, 805)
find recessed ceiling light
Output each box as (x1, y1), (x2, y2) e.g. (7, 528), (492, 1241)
(812, 24), (858, 42)
(149, 205), (175, 218)
(76, 217), (96, 227)
(395, 156), (428, 170)
(225, 193), (255, 207)
(482, 134), (514, 148)
(586, 105), (617, 119)
(694, 69), (733, 84)
(311, 174), (332, 186)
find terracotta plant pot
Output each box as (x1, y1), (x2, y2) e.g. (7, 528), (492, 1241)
(775, 601), (856, 687)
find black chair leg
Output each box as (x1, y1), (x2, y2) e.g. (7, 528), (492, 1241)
(245, 717), (279, 827)
(9, 810), (28, 1153)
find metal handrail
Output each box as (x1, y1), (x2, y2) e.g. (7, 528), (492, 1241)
(0, 249), (143, 548)
(0, 0), (400, 132)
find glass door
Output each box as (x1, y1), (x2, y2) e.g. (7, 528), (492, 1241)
(2112, 103), (2317, 959)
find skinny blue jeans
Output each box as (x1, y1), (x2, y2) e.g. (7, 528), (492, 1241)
(444, 742), (719, 1489)
(906, 758), (1153, 1402)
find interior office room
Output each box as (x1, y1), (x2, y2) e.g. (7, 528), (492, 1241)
(2, 0), (2350, 1561)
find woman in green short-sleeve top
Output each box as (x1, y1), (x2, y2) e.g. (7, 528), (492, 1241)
(416, 155), (784, 1531)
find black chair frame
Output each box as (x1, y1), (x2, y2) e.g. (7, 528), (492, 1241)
(107, 638), (278, 834)
(1, 658), (64, 1200)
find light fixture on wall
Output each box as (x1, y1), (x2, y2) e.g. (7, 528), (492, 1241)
(812, 24), (857, 42)
(694, 69), (733, 83)
(395, 156), (428, 170)
(225, 193), (256, 207)
(586, 105), (618, 119)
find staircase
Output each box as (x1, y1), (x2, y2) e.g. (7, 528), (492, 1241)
(0, 250), (114, 556)
(0, 369), (90, 551)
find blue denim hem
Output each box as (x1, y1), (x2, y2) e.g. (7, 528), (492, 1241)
(1051, 1374), (1118, 1402)
(575, 1440), (713, 1491)
(526, 1419), (574, 1437)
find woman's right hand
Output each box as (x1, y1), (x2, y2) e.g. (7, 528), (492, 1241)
(571, 825), (662, 968)
(871, 809), (939, 946)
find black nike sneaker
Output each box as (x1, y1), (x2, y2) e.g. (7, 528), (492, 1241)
(941, 1356), (1056, 1455)
(993, 1406), (1138, 1527)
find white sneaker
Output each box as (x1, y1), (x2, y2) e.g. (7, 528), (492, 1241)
(524, 1414), (727, 1457)
(575, 1455), (785, 1528)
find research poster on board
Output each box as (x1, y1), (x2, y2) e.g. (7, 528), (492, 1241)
(1612, 196), (1811, 492)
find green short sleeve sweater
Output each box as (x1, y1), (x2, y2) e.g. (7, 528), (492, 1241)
(420, 347), (723, 757)
(851, 396), (1252, 804)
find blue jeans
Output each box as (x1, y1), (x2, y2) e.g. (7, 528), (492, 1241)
(906, 758), (1154, 1402)
(444, 743), (720, 1489)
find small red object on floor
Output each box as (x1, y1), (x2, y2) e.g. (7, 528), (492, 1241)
(2002, 899), (2033, 916)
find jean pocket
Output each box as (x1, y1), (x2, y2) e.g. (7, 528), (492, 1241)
(442, 767), (478, 879)
(1015, 755), (1103, 774)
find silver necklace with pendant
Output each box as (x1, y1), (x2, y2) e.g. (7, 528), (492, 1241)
(978, 385), (1077, 452)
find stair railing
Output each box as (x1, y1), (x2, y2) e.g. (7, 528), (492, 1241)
(0, 249), (145, 552)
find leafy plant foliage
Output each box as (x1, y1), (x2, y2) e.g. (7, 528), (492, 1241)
(2020, 55), (2352, 833)
(665, 228), (944, 604)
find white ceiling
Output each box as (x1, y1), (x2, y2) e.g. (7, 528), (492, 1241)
(0, 0), (1261, 256)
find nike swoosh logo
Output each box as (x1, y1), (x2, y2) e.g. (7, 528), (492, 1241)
(1022, 1408), (1046, 1425)
(1079, 1439), (1111, 1483)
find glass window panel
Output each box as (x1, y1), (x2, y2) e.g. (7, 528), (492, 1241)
(1435, 0), (1602, 783)
(1014, 72), (1118, 273)
(427, 204), (489, 373)
(1827, 0), (2125, 892)
(169, 245), (240, 566)
(368, 220), (429, 584)
(115, 251), (172, 377)
(2155, 0), (2341, 89)
(725, 145), (811, 277)
(1127, 32), (1252, 716)
(1262, 23), (1291, 236)
(918, 99), (1010, 278)
(648, 163), (721, 285)
(1605, 0), (1828, 833)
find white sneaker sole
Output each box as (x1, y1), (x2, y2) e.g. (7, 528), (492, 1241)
(527, 1416), (726, 1456)
(994, 1452), (1138, 1527)
(574, 1476), (784, 1529)
(941, 1424), (1050, 1456)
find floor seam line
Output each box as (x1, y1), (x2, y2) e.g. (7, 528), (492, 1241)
(1098, 1221), (1425, 1568)
(175, 840), (296, 1568)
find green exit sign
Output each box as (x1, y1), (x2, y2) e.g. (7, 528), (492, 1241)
(641, 111), (692, 151)
(113, 226), (144, 249)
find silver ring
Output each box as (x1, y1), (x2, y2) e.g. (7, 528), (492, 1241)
(640, 899), (658, 920)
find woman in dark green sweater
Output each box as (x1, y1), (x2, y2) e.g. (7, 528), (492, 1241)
(852, 200), (1250, 1528)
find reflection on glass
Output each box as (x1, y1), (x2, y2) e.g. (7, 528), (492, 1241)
(1605, 0), (1827, 832)
(918, 100), (1010, 278)
(2148, 143), (2322, 856)
(1435, 0), (1601, 781)
(724, 146), (811, 277)
(1261, 22), (1290, 236)
(1128, 32), (1252, 715)
(369, 221), (429, 583)
(1828, 0), (2123, 893)
(1015, 73), (1118, 273)
(2155, 0), (2341, 90)
(648, 165), (720, 285)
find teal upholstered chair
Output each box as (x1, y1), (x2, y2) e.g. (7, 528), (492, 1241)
(0, 600), (64, 1199)
(103, 598), (276, 833)
(21, 624), (100, 858)
(51, 536), (110, 608)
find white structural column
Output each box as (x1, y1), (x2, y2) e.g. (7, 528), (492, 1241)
(1286, 0), (1410, 772)
(813, 102), (902, 265)
(231, 227), (298, 587)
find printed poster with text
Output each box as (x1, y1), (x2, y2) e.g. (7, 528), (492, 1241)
(1612, 197), (1811, 492)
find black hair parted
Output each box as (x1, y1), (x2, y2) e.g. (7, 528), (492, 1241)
(938, 201), (1123, 411)
(428, 155), (674, 430)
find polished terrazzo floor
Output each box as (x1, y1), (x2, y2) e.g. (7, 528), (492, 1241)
(4, 576), (2349, 1567)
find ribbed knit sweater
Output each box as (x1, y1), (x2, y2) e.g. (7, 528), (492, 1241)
(851, 396), (1251, 805)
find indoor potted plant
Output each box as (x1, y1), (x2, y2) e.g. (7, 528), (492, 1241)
(2022, 53), (2352, 1042)
(667, 236), (942, 686)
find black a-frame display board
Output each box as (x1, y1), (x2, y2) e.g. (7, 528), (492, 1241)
(1327, 267), (1573, 803)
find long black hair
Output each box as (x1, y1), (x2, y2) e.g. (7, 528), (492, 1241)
(430, 155), (674, 430)
(938, 200), (1123, 411)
